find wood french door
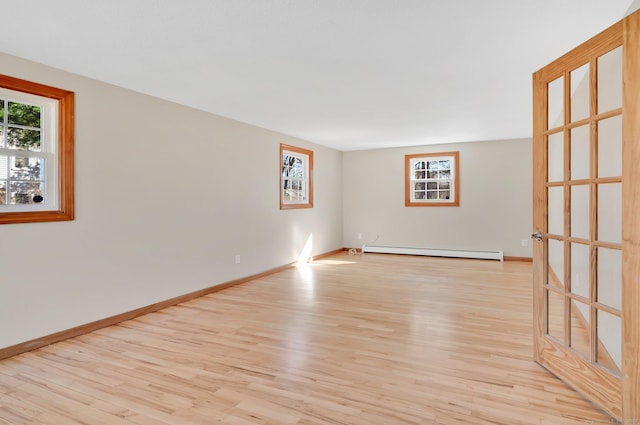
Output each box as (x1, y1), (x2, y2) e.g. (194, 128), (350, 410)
(532, 11), (640, 421)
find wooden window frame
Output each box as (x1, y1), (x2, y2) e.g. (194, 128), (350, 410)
(280, 143), (313, 210)
(0, 74), (74, 224)
(405, 151), (459, 207)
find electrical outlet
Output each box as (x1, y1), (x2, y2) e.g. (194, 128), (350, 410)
(357, 233), (363, 239)
(235, 254), (241, 264)
(521, 239), (528, 247)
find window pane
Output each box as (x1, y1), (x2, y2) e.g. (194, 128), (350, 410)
(9, 180), (44, 204)
(0, 98), (4, 121)
(548, 132), (564, 182)
(414, 161), (425, 170)
(415, 191), (425, 200)
(0, 124), (4, 148)
(439, 181), (450, 190)
(427, 171), (438, 179)
(439, 160), (450, 170)
(570, 185), (589, 239)
(570, 125), (589, 180)
(548, 186), (564, 236)
(597, 46), (622, 114)
(414, 182), (425, 191)
(7, 127), (41, 151)
(570, 243), (590, 299)
(0, 180), (5, 204)
(439, 190), (450, 200)
(427, 191), (437, 199)
(598, 183), (622, 244)
(10, 157), (44, 181)
(440, 170), (450, 179)
(546, 289), (564, 341)
(597, 115), (622, 178)
(429, 160), (438, 170)
(597, 310), (622, 374)
(597, 247), (621, 311)
(548, 76), (564, 129)
(427, 182), (437, 190)
(8, 101), (41, 127)
(0, 155), (6, 179)
(570, 63), (590, 123)
(548, 238), (565, 287)
(415, 170), (425, 179)
(570, 300), (590, 360)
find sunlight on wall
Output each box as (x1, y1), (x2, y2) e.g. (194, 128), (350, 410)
(297, 233), (313, 265)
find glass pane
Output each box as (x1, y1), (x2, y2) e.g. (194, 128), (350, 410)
(597, 310), (622, 374)
(0, 124), (4, 148)
(570, 125), (590, 180)
(8, 101), (41, 127)
(570, 243), (590, 299)
(439, 181), (450, 190)
(439, 191), (450, 200)
(548, 132), (564, 182)
(427, 182), (437, 190)
(597, 183), (622, 244)
(0, 98), (4, 121)
(7, 127), (41, 151)
(548, 76), (564, 129)
(597, 115), (622, 178)
(570, 300), (591, 359)
(548, 239), (565, 287)
(546, 289), (565, 341)
(414, 182), (425, 191)
(548, 186), (564, 236)
(0, 155), (6, 179)
(10, 156), (44, 181)
(570, 185), (589, 239)
(597, 247), (621, 311)
(570, 63), (590, 122)
(439, 160), (450, 170)
(597, 46), (622, 114)
(0, 180), (5, 204)
(9, 180), (44, 204)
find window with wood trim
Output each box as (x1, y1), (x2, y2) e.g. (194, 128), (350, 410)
(0, 75), (74, 224)
(280, 144), (313, 209)
(405, 151), (459, 207)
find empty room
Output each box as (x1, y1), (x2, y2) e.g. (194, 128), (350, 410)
(1, 1), (639, 424)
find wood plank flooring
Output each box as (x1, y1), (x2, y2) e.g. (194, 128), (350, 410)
(0, 253), (612, 424)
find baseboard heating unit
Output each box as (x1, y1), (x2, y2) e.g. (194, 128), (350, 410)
(362, 245), (504, 261)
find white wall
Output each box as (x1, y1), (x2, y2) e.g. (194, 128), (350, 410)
(0, 53), (343, 349)
(342, 139), (532, 257)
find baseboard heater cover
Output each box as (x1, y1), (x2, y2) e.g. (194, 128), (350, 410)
(362, 245), (504, 261)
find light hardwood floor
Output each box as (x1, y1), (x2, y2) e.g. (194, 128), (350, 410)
(0, 253), (612, 424)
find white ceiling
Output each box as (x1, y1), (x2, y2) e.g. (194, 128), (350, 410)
(0, 1), (634, 151)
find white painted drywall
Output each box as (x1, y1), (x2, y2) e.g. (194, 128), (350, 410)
(342, 139), (532, 257)
(0, 53), (343, 349)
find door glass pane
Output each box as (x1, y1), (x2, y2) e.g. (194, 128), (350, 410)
(571, 243), (590, 299)
(597, 115), (622, 178)
(548, 239), (565, 287)
(570, 185), (589, 239)
(548, 132), (564, 182)
(546, 289), (565, 341)
(597, 248), (621, 310)
(548, 76), (564, 129)
(597, 310), (622, 374)
(570, 300), (590, 359)
(548, 186), (564, 236)
(571, 63), (590, 122)
(597, 183), (622, 244)
(570, 125), (590, 180)
(597, 46), (622, 114)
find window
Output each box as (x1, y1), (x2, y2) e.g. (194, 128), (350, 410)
(280, 143), (313, 209)
(405, 151), (459, 206)
(0, 75), (74, 224)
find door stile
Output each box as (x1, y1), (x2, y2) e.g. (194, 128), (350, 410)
(621, 10), (640, 422)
